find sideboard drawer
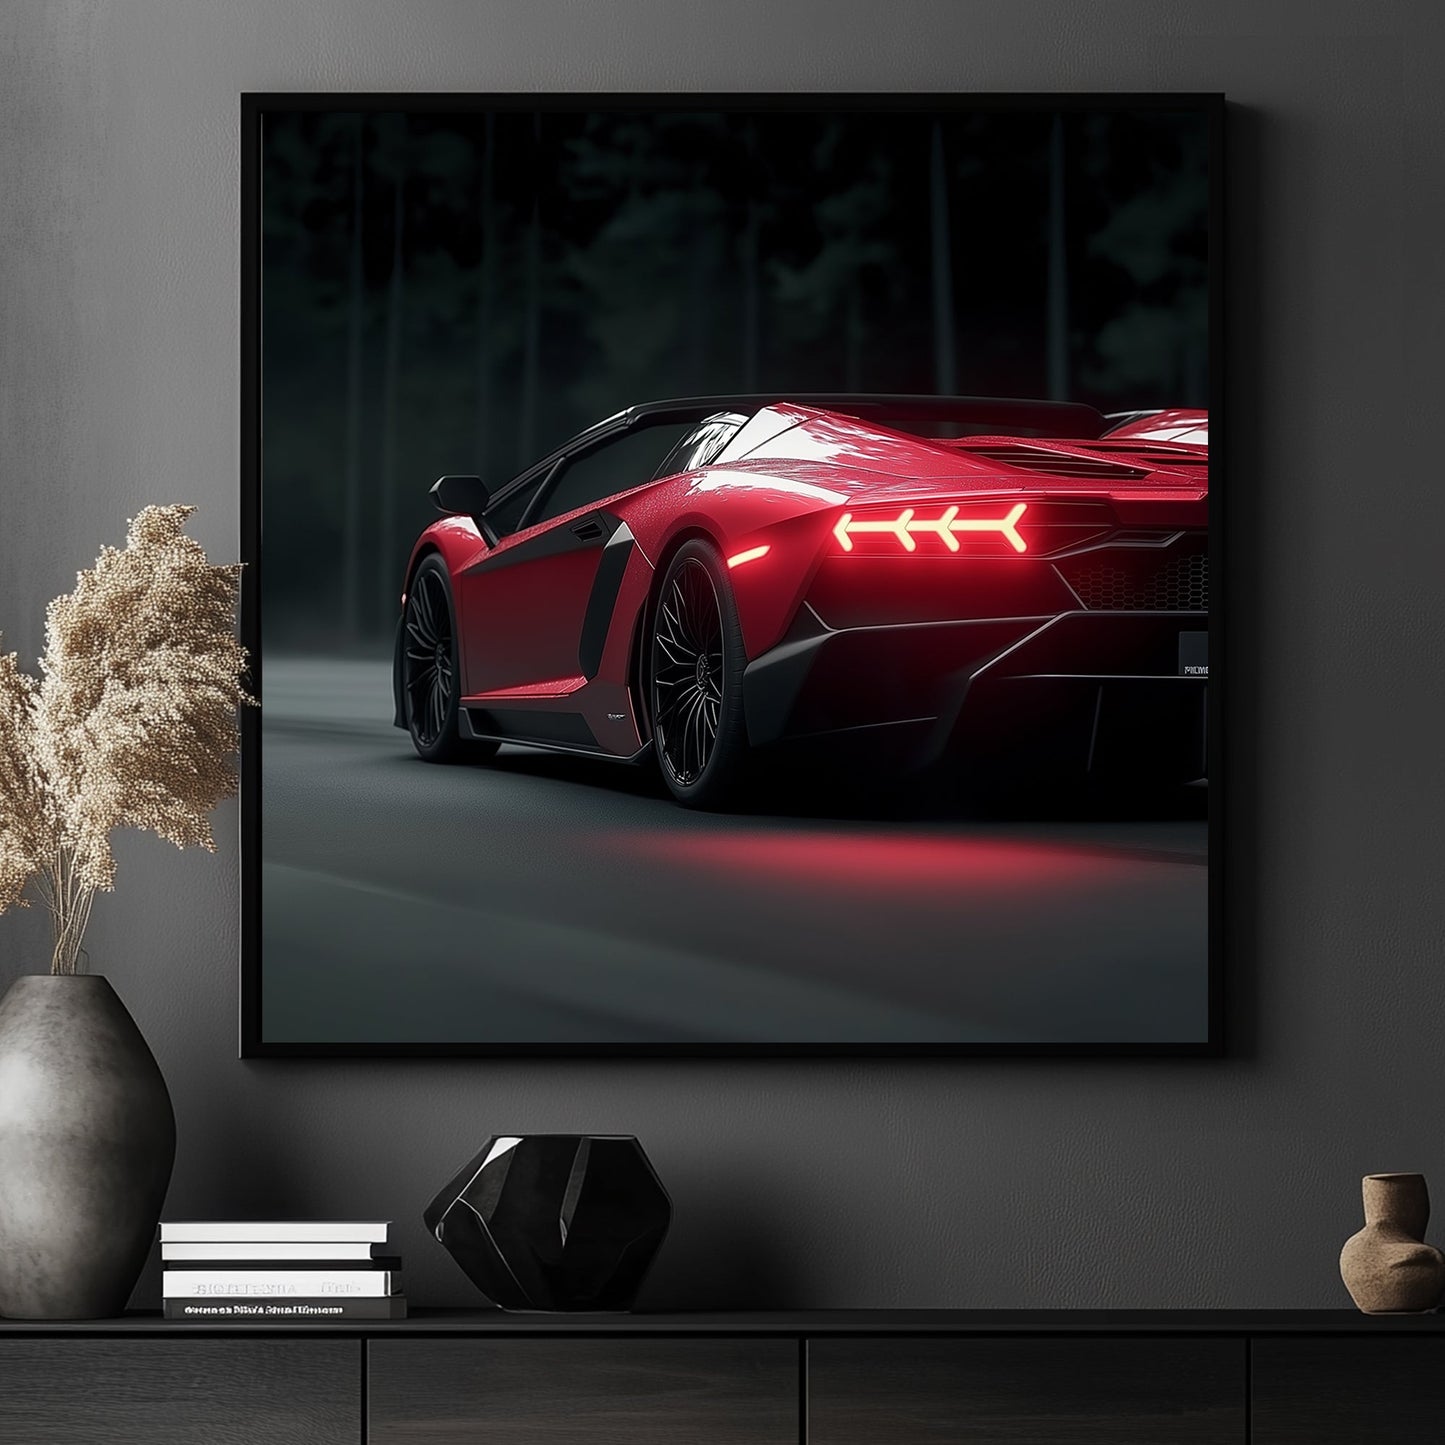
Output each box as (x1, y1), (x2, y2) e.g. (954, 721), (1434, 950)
(1252, 1338), (1445, 1442)
(0, 1338), (359, 1444)
(368, 1337), (797, 1444)
(809, 1337), (1245, 1444)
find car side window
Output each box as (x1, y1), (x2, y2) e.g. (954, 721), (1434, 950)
(652, 413), (749, 480)
(485, 472), (548, 536)
(530, 425), (692, 528)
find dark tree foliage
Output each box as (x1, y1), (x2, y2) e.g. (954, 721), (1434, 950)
(259, 106), (1209, 650)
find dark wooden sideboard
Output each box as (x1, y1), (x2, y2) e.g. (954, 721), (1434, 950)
(1, 1309), (1442, 1444)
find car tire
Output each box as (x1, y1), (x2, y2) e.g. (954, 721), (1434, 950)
(401, 554), (498, 765)
(649, 538), (752, 808)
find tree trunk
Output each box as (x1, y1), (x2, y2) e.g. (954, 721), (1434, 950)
(378, 115), (407, 639)
(1184, 325), (1207, 407)
(686, 175), (712, 391)
(741, 125), (761, 390)
(475, 113), (497, 474)
(845, 272), (863, 390)
(1046, 112), (1070, 401)
(343, 114), (366, 642)
(929, 120), (957, 395)
(517, 117), (542, 468)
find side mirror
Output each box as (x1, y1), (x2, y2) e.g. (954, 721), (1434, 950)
(431, 474), (490, 518)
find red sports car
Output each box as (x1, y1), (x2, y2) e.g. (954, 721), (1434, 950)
(393, 395), (1208, 806)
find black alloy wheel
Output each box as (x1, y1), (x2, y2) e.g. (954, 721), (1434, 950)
(650, 539), (751, 807)
(654, 558), (723, 784)
(404, 568), (453, 746)
(402, 556), (494, 763)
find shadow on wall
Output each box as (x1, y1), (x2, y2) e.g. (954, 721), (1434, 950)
(128, 1090), (319, 1310)
(646, 1183), (810, 1310)
(1220, 100), (1262, 1066)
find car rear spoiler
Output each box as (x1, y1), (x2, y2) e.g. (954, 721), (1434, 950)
(619, 393), (1109, 440)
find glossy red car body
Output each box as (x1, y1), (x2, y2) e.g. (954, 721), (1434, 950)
(395, 396), (1208, 784)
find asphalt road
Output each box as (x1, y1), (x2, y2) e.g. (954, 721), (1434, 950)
(259, 659), (1209, 1046)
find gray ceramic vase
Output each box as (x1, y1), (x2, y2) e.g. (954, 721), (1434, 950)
(0, 974), (175, 1319)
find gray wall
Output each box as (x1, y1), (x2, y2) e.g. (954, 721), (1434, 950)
(2, 0), (1443, 1310)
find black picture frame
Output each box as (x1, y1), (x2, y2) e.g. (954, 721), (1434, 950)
(240, 91), (1226, 1059)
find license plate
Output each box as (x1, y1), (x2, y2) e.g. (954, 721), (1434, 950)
(1178, 631), (1208, 678)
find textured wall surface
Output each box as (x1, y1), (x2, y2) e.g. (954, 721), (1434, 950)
(1, 0), (1443, 1310)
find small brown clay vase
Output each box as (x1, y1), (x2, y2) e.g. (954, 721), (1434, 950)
(1339, 1173), (1445, 1314)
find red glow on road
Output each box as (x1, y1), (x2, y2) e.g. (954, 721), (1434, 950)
(833, 503), (1029, 554)
(616, 829), (1170, 896)
(726, 544), (771, 568)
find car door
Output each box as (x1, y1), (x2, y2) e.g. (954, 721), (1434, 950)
(457, 429), (676, 698)
(459, 511), (618, 697)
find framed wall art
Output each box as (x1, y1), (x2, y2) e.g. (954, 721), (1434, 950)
(241, 92), (1223, 1056)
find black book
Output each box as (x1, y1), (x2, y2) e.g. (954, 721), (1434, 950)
(160, 1241), (390, 1262)
(162, 1255), (401, 1271)
(164, 1296), (408, 1321)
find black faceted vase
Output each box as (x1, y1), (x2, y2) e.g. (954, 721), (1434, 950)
(424, 1134), (671, 1311)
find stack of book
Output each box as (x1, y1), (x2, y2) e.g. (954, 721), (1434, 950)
(159, 1221), (406, 1321)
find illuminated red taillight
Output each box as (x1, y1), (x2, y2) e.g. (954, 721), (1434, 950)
(833, 502), (1028, 554)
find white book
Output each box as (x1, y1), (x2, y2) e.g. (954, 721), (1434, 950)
(162, 1241), (381, 1262)
(159, 1221), (389, 1244)
(162, 1269), (401, 1298)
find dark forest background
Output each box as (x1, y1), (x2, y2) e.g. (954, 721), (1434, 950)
(260, 106), (1209, 652)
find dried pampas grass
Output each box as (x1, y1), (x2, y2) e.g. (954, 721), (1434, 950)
(0, 506), (254, 973)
